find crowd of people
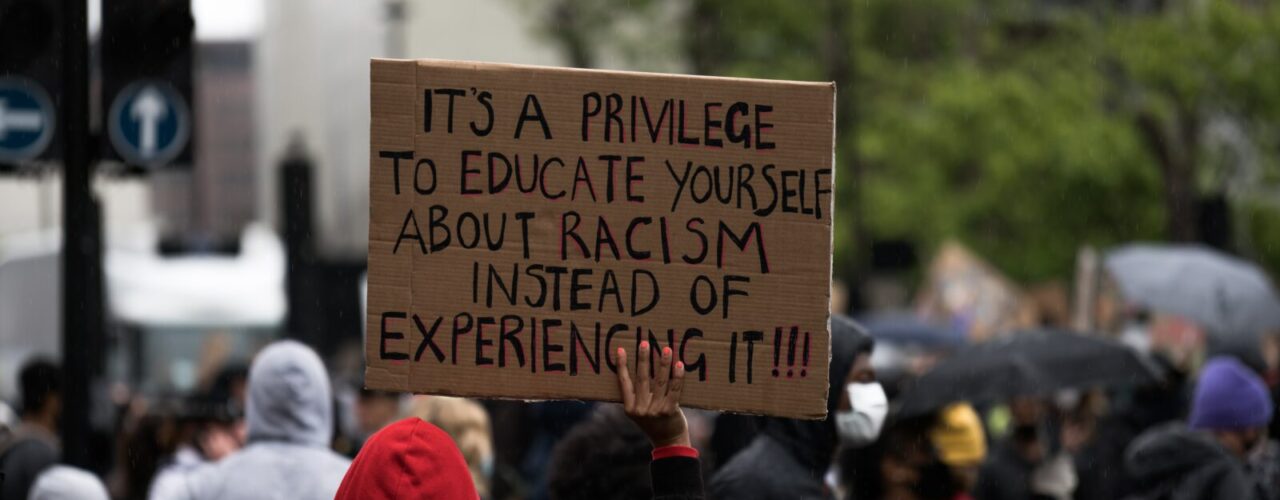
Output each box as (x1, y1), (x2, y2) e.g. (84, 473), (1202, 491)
(0, 311), (1277, 499)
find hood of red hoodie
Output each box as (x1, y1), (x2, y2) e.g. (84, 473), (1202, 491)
(336, 417), (479, 500)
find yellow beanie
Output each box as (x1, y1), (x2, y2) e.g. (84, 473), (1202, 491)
(929, 403), (987, 467)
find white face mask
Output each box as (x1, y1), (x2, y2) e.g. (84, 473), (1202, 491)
(836, 382), (888, 447)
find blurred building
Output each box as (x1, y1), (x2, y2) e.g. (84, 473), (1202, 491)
(195, 42), (257, 243)
(255, 0), (564, 260)
(0, 0), (264, 399)
(255, 0), (386, 259)
(0, 0), (598, 397)
(152, 41), (257, 249)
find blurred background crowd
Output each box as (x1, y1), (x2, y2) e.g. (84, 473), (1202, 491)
(2, 0), (1280, 499)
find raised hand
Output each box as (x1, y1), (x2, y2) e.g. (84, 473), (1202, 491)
(615, 342), (690, 448)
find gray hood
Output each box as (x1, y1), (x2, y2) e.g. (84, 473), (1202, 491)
(245, 340), (333, 447)
(29, 466), (110, 500)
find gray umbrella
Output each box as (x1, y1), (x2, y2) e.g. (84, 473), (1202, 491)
(1105, 244), (1280, 338)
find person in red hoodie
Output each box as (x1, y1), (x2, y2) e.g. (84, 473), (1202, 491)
(334, 416), (479, 499)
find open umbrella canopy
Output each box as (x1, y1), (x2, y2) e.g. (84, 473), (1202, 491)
(1105, 244), (1280, 338)
(895, 329), (1164, 417)
(858, 311), (968, 348)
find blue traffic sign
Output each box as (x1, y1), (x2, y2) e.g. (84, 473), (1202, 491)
(0, 78), (56, 163)
(108, 80), (191, 167)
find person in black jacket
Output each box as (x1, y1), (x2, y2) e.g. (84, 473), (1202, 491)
(1125, 422), (1259, 500)
(0, 359), (62, 500)
(1124, 356), (1273, 500)
(708, 316), (879, 500)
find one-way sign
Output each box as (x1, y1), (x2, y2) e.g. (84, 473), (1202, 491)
(107, 79), (190, 167)
(0, 77), (56, 163)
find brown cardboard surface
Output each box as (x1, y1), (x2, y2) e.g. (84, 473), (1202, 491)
(367, 59), (836, 418)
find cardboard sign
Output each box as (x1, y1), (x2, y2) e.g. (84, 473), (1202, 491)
(366, 59), (836, 418)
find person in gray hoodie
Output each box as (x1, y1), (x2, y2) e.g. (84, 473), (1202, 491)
(174, 340), (351, 500)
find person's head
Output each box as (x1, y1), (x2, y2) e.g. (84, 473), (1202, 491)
(1004, 396), (1048, 464)
(335, 417), (477, 500)
(186, 365), (250, 460)
(548, 405), (652, 500)
(245, 340), (333, 447)
(1189, 356), (1274, 459)
(19, 358), (61, 428)
(1008, 396), (1044, 427)
(28, 465), (110, 500)
(357, 389), (402, 436)
(195, 421), (242, 461)
(875, 419), (936, 499)
(843, 342), (876, 388)
(1010, 419), (1046, 464)
(834, 316), (884, 447)
(760, 316), (879, 471)
(207, 363), (250, 413)
(409, 396), (494, 498)
(928, 404), (986, 494)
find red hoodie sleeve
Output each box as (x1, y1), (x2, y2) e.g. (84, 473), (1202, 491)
(650, 445), (704, 500)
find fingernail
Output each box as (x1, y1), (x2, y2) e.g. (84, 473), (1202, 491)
(663, 347), (671, 356)
(617, 347), (624, 357)
(677, 361), (685, 370)
(640, 341), (649, 350)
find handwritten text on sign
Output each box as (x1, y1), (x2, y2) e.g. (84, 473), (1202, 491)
(366, 59), (835, 418)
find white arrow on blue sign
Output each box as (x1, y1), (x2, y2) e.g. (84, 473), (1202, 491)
(0, 77), (56, 163)
(108, 80), (191, 167)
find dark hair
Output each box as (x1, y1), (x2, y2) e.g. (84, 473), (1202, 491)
(19, 358), (61, 416)
(548, 405), (653, 500)
(358, 388), (400, 402)
(843, 415), (936, 500)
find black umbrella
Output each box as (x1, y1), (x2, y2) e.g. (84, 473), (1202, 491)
(895, 329), (1164, 417)
(858, 311), (967, 348)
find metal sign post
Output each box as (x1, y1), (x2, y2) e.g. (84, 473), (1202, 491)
(59, 0), (97, 468)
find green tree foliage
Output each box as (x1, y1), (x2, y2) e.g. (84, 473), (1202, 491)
(520, 0), (1280, 283)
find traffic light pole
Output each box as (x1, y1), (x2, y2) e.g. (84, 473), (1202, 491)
(60, 0), (97, 468)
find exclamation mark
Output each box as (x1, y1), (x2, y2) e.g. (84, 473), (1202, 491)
(772, 327), (782, 377)
(729, 331), (739, 384)
(801, 331), (810, 377)
(787, 327), (798, 378)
